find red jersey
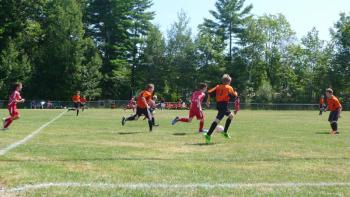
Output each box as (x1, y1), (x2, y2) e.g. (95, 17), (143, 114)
(80, 97), (87, 103)
(8, 90), (22, 107)
(327, 96), (341, 111)
(190, 91), (205, 110)
(137, 90), (152, 109)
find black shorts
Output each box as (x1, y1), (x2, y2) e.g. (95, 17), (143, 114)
(74, 102), (80, 109)
(328, 111), (339, 122)
(136, 107), (152, 119)
(80, 103), (85, 107)
(216, 102), (232, 120)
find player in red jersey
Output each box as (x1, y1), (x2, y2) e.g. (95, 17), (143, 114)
(80, 96), (87, 112)
(171, 83), (208, 133)
(2, 82), (25, 130)
(124, 97), (136, 112)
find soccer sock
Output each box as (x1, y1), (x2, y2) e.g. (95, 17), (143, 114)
(126, 115), (137, 121)
(178, 118), (189, 122)
(148, 120), (153, 131)
(224, 118), (232, 133)
(76, 109), (79, 116)
(199, 120), (204, 132)
(4, 117), (13, 128)
(152, 117), (155, 125)
(331, 122), (337, 131)
(207, 122), (218, 136)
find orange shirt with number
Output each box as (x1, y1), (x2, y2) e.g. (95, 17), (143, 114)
(208, 84), (238, 103)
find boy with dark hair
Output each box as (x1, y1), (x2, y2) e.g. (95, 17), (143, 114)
(122, 84), (155, 132)
(172, 83), (208, 133)
(204, 74), (240, 144)
(325, 88), (342, 135)
(2, 82), (25, 130)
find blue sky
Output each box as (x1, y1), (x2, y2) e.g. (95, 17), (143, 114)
(151, 0), (350, 41)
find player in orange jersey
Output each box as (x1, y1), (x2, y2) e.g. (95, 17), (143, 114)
(68, 91), (81, 116)
(122, 84), (155, 132)
(204, 74), (240, 144)
(325, 88), (342, 135)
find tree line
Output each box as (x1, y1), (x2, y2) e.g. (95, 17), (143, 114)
(0, 0), (349, 104)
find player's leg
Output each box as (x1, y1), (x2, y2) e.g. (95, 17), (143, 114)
(172, 110), (194, 125)
(221, 112), (233, 139)
(3, 107), (17, 129)
(319, 104), (323, 115)
(329, 111), (339, 134)
(76, 103), (80, 116)
(144, 109), (153, 132)
(196, 110), (205, 133)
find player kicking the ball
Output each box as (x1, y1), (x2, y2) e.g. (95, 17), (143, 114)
(325, 88), (342, 135)
(2, 82), (25, 130)
(204, 74), (240, 144)
(171, 83), (208, 133)
(122, 84), (155, 132)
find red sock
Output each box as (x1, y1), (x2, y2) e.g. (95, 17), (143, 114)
(178, 118), (189, 122)
(199, 120), (204, 132)
(4, 117), (13, 128)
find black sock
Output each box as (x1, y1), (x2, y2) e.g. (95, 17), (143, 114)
(224, 118), (232, 133)
(127, 115), (137, 121)
(152, 117), (155, 125)
(207, 122), (218, 136)
(76, 109), (79, 116)
(148, 120), (153, 131)
(331, 122), (337, 131)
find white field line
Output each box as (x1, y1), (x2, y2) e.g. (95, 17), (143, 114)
(0, 111), (66, 156)
(1, 182), (350, 193)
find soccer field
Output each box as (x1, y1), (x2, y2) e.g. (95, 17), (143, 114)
(0, 109), (349, 196)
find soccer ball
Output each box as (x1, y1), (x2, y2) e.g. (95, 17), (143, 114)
(215, 125), (224, 133)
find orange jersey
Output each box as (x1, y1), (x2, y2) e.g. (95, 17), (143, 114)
(208, 84), (237, 103)
(72, 95), (81, 103)
(327, 96), (341, 111)
(319, 98), (324, 105)
(137, 90), (152, 109)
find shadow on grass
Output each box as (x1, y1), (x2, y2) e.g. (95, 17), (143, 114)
(315, 132), (331, 135)
(186, 142), (215, 146)
(173, 133), (187, 136)
(117, 132), (144, 135)
(173, 132), (199, 136)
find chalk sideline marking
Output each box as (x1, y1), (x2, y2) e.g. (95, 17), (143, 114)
(1, 182), (350, 193)
(0, 111), (66, 156)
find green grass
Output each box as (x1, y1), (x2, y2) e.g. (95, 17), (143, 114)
(0, 109), (349, 196)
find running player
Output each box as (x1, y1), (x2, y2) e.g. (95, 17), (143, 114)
(171, 83), (208, 133)
(80, 96), (87, 112)
(325, 88), (342, 135)
(2, 82), (25, 130)
(122, 84), (155, 132)
(125, 97), (136, 112)
(204, 74), (240, 144)
(68, 91), (81, 116)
